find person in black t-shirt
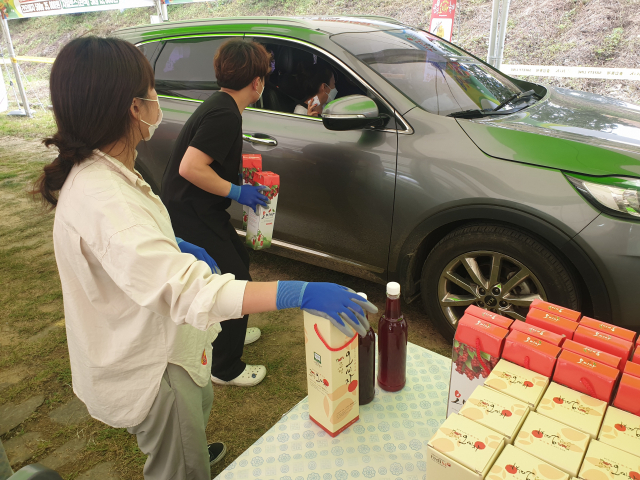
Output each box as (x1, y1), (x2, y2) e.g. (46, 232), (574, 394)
(162, 40), (272, 387)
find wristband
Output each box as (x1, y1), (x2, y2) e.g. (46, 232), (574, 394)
(276, 280), (308, 310)
(226, 183), (241, 202)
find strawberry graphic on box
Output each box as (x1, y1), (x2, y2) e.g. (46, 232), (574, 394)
(447, 312), (508, 417)
(241, 154), (262, 230)
(246, 171), (279, 251)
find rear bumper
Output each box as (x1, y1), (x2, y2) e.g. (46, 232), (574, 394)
(575, 214), (640, 329)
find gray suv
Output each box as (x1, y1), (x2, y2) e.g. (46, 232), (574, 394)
(115, 16), (640, 340)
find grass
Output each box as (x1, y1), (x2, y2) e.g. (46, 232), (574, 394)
(595, 27), (625, 60)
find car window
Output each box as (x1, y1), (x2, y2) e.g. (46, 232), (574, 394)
(250, 40), (381, 119)
(332, 29), (523, 116)
(155, 37), (234, 101)
(138, 41), (164, 67)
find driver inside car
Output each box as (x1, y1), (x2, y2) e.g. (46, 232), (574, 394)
(292, 62), (337, 117)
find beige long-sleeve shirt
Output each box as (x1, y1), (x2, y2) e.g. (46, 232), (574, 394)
(52, 150), (247, 428)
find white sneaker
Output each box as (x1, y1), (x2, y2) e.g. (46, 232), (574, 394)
(244, 327), (261, 345)
(211, 365), (266, 387)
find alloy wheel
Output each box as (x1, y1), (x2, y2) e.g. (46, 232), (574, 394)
(437, 250), (547, 327)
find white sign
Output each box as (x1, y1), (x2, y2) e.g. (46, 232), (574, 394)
(502, 64), (640, 81)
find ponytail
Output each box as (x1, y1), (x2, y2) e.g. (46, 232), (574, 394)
(30, 36), (155, 209)
(32, 134), (94, 208)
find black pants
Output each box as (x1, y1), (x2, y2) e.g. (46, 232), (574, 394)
(171, 206), (251, 381)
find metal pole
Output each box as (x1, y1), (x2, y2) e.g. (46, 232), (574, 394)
(0, 57), (7, 113)
(0, 14), (30, 117)
(486, 0), (501, 67)
(494, 0), (511, 70)
(160, 0), (168, 21)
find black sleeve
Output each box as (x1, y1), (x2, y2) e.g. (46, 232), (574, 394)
(189, 108), (241, 167)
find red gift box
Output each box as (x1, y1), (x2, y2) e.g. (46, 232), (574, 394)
(465, 305), (514, 329)
(526, 308), (579, 340)
(561, 339), (621, 370)
(553, 350), (620, 403)
(624, 360), (640, 378)
(579, 316), (637, 344)
(633, 347), (640, 365)
(529, 299), (581, 322)
(502, 330), (561, 377)
(242, 154), (262, 183)
(510, 320), (565, 346)
(447, 314), (509, 416)
(573, 325), (633, 370)
(613, 374), (640, 415)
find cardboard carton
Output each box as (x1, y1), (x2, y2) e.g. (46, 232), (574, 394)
(625, 360), (640, 378)
(529, 300), (581, 322)
(598, 406), (640, 456)
(510, 320), (566, 346)
(303, 311), (359, 437)
(485, 359), (549, 409)
(579, 317), (637, 344)
(573, 325), (633, 370)
(536, 382), (607, 439)
(561, 339), (621, 370)
(577, 440), (640, 480)
(502, 330), (561, 377)
(527, 308), (579, 340)
(613, 374), (640, 416)
(466, 306), (514, 330)
(459, 386), (530, 444)
(487, 444), (569, 480)
(246, 171), (279, 251)
(448, 315), (509, 417)
(426, 413), (506, 480)
(553, 350), (620, 403)
(241, 154), (262, 230)
(514, 411), (590, 477)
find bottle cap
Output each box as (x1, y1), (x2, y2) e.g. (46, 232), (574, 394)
(356, 292), (367, 300)
(386, 282), (400, 296)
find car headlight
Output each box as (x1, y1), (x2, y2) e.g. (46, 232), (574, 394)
(567, 174), (640, 219)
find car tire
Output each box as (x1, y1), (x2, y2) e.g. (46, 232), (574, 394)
(420, 223), (580, 343)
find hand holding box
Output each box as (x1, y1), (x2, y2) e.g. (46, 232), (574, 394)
(246, 171), (279, 250)
(241, 154), (262, 229)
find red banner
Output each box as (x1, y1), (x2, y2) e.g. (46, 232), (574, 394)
(429, 0), (457, 42)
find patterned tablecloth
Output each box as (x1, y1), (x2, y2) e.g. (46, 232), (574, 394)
(215, 343), (452, 480)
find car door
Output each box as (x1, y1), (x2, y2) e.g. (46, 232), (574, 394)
(137, 34), (243, 192)
(238, 37), (399, 281)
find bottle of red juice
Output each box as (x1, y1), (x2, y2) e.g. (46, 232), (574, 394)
(377, 282), (407, 392)
(357, 292), (375, 405)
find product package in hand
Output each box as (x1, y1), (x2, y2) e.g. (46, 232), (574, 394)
(246, 171), (279, 250)
(447, 313), (509, 416)
(304, 310), (359, 437)
(241, 154), (262, 229)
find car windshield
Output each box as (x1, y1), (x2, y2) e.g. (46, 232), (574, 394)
(331, 28), (524, 116)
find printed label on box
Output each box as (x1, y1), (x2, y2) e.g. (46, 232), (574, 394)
(485, 359), (549, 408)
(598, 406), (640, 457)
(246, 171), (279, 250)
(428, 413), (505, 477)
(459, 386), (529, 443)
(487, 444), (569, 480)
(578, 440), (640, 480)
(304, 311), (359, 436)
(514, 411), (590, 477)
(536, 382), (606, 439)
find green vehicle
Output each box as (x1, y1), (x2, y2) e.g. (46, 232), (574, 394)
(116, 16), (640, 341)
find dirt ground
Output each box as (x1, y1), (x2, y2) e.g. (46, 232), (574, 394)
(0, 135), (450, 479)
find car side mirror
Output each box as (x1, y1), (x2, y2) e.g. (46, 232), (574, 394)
(322, 95), (389, 131)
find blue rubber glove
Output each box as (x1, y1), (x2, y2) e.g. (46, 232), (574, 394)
(227, 183), (270, 214)
(276, 281), (377, 337)
(176, 238), (221, 275)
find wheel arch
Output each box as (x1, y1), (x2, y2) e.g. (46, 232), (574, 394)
(395, 205), (612, 321)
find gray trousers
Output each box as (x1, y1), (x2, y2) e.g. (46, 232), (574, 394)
(128, 363), (214, 480)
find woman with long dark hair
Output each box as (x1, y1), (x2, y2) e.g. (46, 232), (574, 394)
(33, 36), (374, 480)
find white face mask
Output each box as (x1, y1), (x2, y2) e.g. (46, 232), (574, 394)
(256, 79), (265, 101)
(327, 87), (338, 103)
(137, 97), (163, 141)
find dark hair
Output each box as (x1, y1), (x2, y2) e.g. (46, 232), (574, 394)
(32, 36), (154, 207)
(298, 62), (334, 101)
(214, 39), (272, 90)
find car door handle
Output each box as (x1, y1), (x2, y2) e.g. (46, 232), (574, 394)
(243, 134), (277, 147)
